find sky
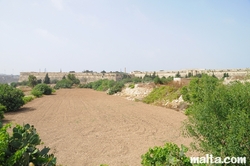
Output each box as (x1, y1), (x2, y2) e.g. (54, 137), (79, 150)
(0, 0), (250, 75)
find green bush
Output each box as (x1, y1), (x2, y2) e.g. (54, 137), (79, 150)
(54, 79), (73, 89)
(129, 83), (135, 89)
(108, 82), (124, 95)
(183, 76), (250, 164)
(0, 84), (24, 112)
(10, 82), (17, 88)
(181, 74), (219, 104)
(31, 90), (43, 98)
(161, 76), (173, 84)
(154, 76), (163, 84)
(31, 84), (52, 97)
(22, 96), (35, 104)
(50, 79), (58, 84)
(67, 74), (80, 85)
(0, 104), (6, 121)
(0, 123), (56, 166)
(141, 142), (192, 166)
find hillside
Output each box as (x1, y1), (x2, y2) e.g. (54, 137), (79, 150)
(0, 74), (19, 84)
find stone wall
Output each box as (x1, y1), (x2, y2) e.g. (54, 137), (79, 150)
(131, 68), (249, 79)
(19, 72), (123, 83)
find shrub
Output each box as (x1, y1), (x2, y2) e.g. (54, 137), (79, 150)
(54, 79), (73, 89)
(22, 96), (35, 104)
(50, 79), (58, 84)
(183, 76), (250, 164)
(0, 104), (5, 121)
(107, 82), (124, 95)
(67, 74), (80, 85)
(31, 84), (52, 97)
(154, 76), (163, 84)
(141, 142), (192, 166)
(161, 76), (173, 84)
(10, 82), (17, 88)
(0, 84), (24, 112)
(31, 89), (43, 97)
(129, 83), (135, 89)
(181, 74), (219, 104)
(0, 123), (57, 166)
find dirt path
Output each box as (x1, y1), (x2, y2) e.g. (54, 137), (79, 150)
(4, 89), (193, 166)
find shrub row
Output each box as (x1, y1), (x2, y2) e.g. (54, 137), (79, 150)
(82, 79), (124, 95)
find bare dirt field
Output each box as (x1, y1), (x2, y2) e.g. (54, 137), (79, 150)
(4, 89), (194, 166)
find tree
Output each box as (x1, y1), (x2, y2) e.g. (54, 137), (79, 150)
(188, 72), (193, 78)
(175, 71), (181, 78)
(67, 74), (80, 84)
(182, 76), (250, 164)
(0, 84), (24, 112)
(223, 72), (229, 79)
(153, 76), (162, 84)
(44, 73), (50, 84)
(28, 75), (37, 88)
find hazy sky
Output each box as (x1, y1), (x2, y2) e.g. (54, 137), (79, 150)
(1, 0), (250, 75)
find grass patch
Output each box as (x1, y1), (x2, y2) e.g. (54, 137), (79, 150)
(142, 83), (182, 104)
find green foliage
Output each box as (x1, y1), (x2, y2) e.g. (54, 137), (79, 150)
(22, 96), (35, 104)
(28, 75), (37, 88)
(154, 76), (163, 84)
(44, 73), (51, 84)
(141, 142), (192, 166)
(143, 74), (154, 82)
(31, 84), (52, 97)
(18, 81), (29, 86)
(183, 76), (250, 164)
(0, 123), (56, 166)
(143, 85), (181, 104)
(37, 79), (42, 84)
(129, 83), (135, 89)
(83, 79), (123, 95)
(181, 74), (219, 104)
(31, 90), (43, 98)
(0, 104), (5, 121)
(161, 76), (174, 84)
(50, 79), (58, 84)
(54, 79), (73, 89)
(10, 82), (17, 88)
(175, 71), (181, 78)
(108, 82), (124, 95)
(67, 74), (80, 85)
(0, 84), (24, 112)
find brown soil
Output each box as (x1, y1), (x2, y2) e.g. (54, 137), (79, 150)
(4, 89), (194, 166)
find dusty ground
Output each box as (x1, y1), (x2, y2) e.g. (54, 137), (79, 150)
(4, 89), (194, 166)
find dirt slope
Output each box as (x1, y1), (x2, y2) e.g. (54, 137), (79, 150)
(4, 89), (193, 166)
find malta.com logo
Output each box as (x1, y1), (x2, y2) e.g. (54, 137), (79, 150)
(190, 154), (246, 164)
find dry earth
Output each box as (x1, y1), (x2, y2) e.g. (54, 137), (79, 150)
(4, 89), (194, 166)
